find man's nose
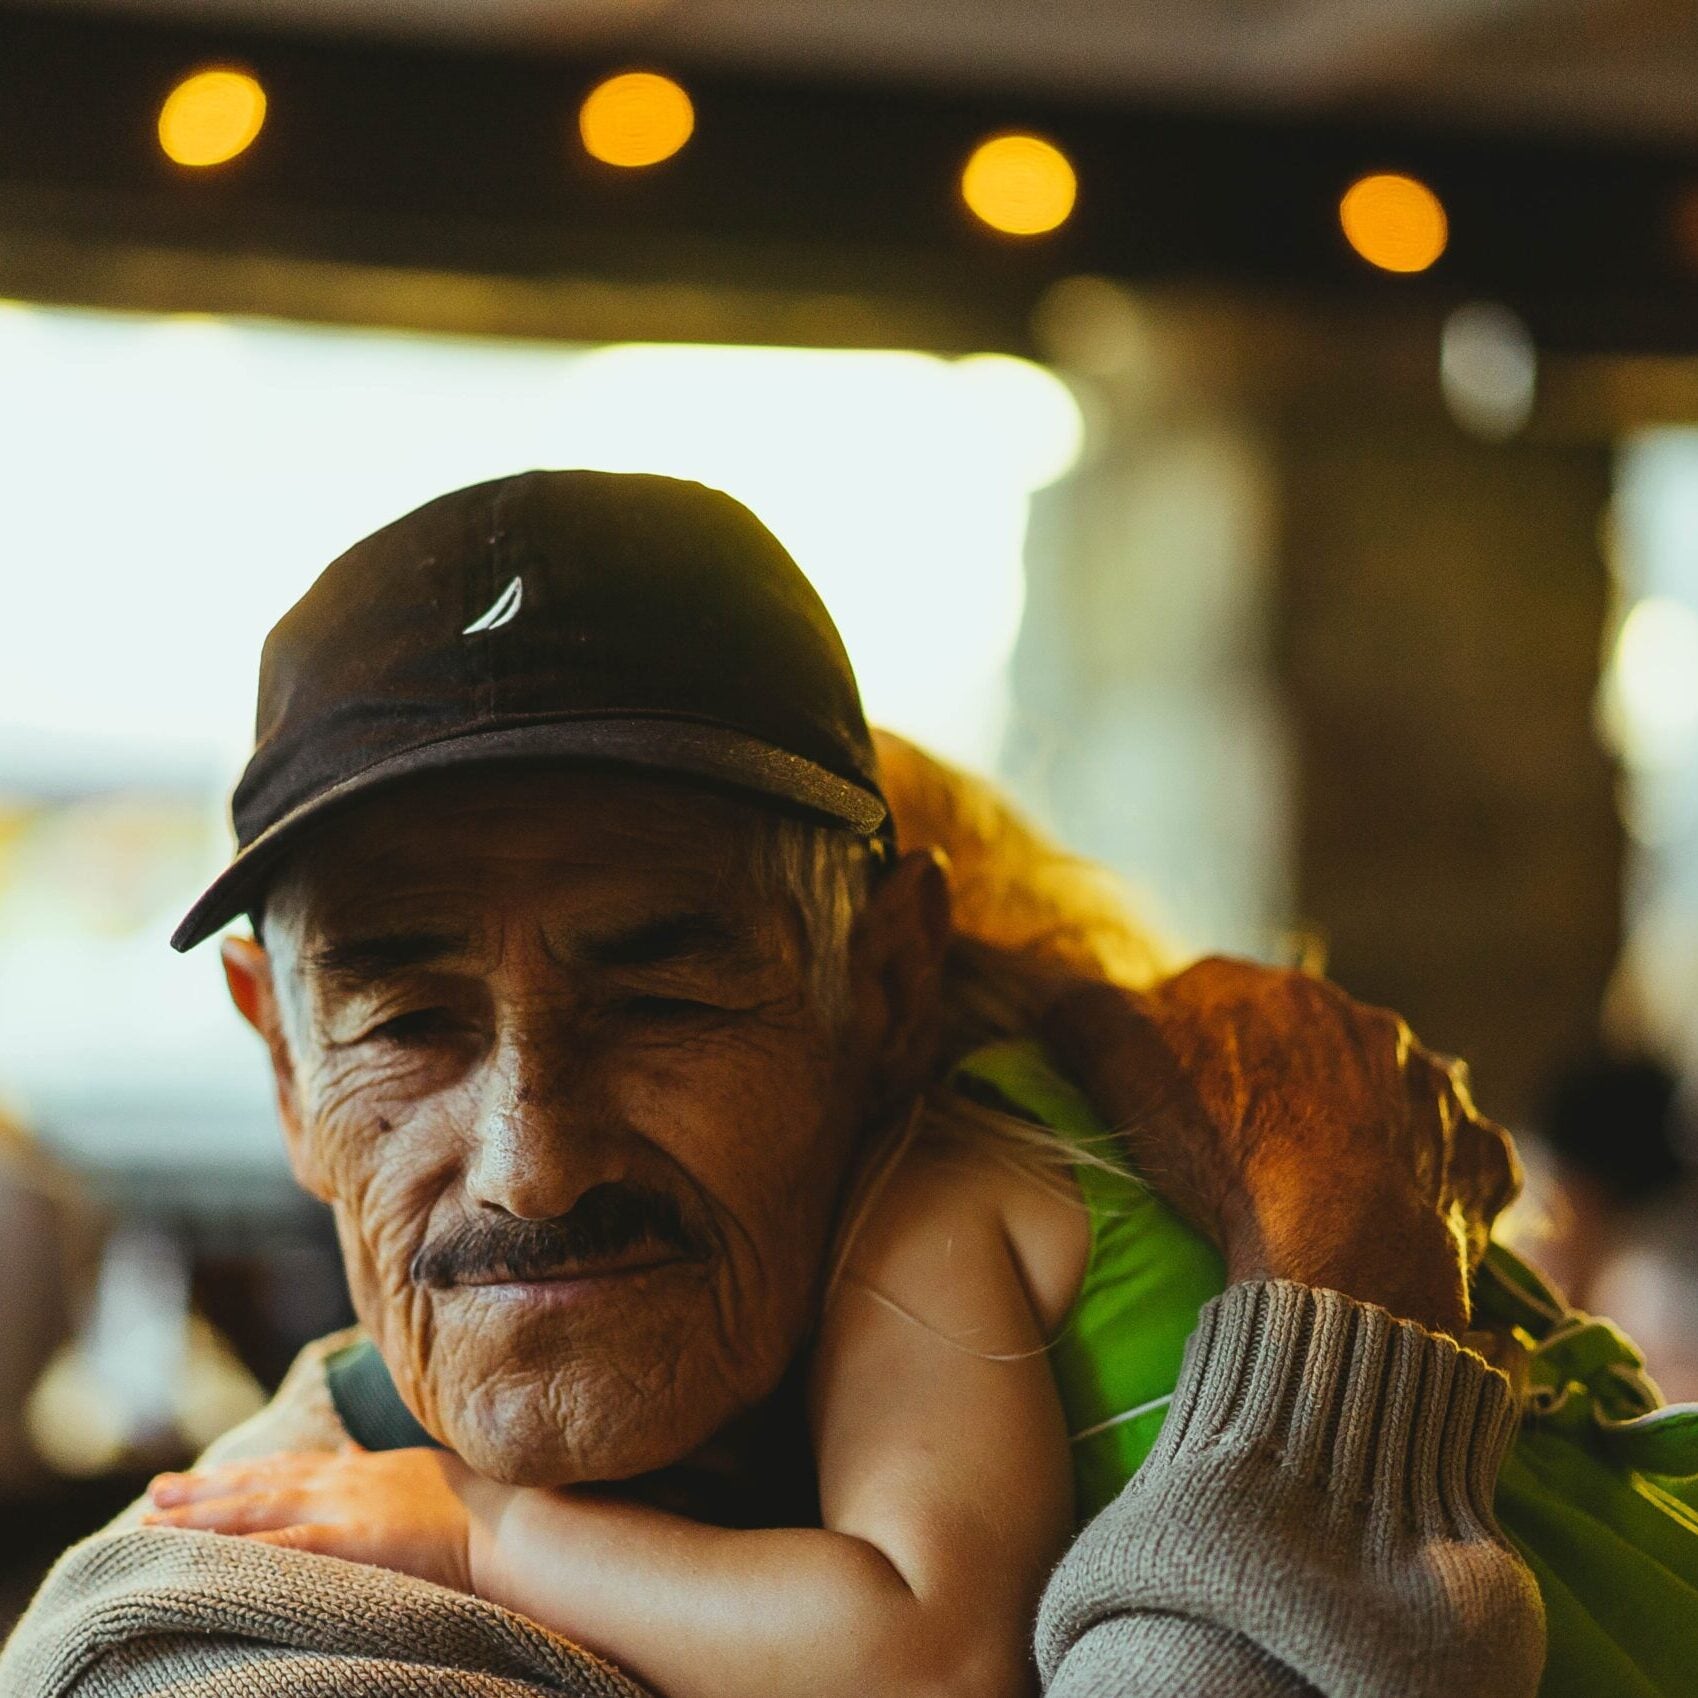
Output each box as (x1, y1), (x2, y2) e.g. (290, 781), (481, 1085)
(463, 1024), (619, 1220)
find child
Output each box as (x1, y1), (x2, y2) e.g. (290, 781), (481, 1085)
(142, 735), (1222, 1698)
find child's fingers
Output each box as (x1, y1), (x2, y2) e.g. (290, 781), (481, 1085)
(149, 1458), (319, 1507)
(143, 1490), (304, 1534)
(150, 1471), (238, 1508)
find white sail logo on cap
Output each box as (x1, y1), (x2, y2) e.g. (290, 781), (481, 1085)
(462, 576), (524, 635)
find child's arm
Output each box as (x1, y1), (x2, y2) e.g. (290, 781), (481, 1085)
(146, 1149), (1077, 1698)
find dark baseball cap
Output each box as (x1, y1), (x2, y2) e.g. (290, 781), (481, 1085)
(171, 469), (892, 952)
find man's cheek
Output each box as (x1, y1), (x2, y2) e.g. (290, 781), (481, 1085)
(305, 1066), (460, 1320)
(624, 1058), (844, 1305)
(325, 1151), (455, 1433)
(613, 1020), (834, 1161)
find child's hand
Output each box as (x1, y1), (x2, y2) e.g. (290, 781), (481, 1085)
(143, 1445), (477, 1594)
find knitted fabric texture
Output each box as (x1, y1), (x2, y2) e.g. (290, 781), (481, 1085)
(1036, 1279), (1546, 1697)
(0, 1525), (651, 1698)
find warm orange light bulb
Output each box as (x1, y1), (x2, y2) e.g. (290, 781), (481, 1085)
(962, 134), (1077, 237)
(158, 68), (267, 168)
(579, 72), (694, 168)
(1339, 172), (1448, 274)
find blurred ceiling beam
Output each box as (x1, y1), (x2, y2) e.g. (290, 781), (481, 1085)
(0, 5), (1695, 360)
(1244, 0), (1556, 95)
(5, 0), (1698, 143)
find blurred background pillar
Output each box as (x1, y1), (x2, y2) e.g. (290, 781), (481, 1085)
(1025, 283), (1621, 1125)
(1012, 278), (1292, 962)
(1278, 370), (1619, 1124)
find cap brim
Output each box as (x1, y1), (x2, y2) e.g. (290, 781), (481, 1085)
(171, 716), (889, 952)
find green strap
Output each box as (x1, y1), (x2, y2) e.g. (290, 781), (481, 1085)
(324, 1337), (440, 1451)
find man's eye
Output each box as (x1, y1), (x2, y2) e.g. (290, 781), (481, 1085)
(618, 994), (710, 1020)
(368, 1008), (459, 1044)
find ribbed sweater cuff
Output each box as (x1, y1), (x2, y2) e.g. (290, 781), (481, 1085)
(1036, 1281), (1543, 1698)
(1147, 1279), (1516, 1528)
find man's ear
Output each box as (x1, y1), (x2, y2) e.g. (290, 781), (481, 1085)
(221, 935), (330, 1203)
(846, 847), (952, 1109)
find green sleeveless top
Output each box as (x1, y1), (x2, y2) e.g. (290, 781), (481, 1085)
(952, 1037), (1226, 1521)
(953, 1037), (1698, 1698)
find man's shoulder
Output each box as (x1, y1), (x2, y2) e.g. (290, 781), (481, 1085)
(94, 1329), (358, 1541)
(197, 1326), (359, 1466)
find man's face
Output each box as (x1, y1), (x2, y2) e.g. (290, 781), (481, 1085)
(229, 769), (909, 1487)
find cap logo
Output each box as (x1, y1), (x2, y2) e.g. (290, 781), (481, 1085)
(462, 576), (524, 635)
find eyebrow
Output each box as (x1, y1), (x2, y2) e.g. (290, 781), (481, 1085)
(303, 906), (766, 985)
(306, 930), (472, 983)
(579, 910), (764, 973)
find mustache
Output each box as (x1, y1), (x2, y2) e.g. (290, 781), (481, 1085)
(410, 1182), (712, 1289)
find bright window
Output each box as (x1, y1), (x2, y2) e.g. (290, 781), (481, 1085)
(0, 302), (1082, 1164)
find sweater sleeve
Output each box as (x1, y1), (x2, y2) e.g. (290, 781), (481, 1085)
(1034, 1280), (1546, 1698)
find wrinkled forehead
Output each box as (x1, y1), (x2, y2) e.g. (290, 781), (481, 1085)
(268, 766), (790, 954)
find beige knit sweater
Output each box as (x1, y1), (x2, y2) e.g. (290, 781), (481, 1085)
(1037, 1280), (1546, 1697)
(1, 1281), (1545, 1698)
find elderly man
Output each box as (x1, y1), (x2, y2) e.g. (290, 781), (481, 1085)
(3, 472), (1542, 1698)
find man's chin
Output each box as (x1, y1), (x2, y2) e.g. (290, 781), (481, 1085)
(376, 1260), (797, 1486)
(414, 1307), (743, 1487)
(440, 1371), (732, 1488)
(452, 1441), (587, 1490)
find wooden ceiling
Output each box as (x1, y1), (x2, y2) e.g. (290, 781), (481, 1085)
(11, 0), (1697, 143)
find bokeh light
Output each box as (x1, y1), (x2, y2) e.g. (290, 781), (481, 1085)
(1032, 275), (1153, 381)
(1339, 172), (1448, 274)
(961, 134), (1077, 236)
(1440, 302), (1537, 440)
(1604, 596), (1698, 770)
(579, 72), (694, 168)
(157, 68), (267, 168)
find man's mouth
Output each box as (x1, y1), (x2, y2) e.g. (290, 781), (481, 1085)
(452, 1245), (693, 1291)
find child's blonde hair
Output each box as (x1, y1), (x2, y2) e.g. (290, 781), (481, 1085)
(874, 727), (1173, 1033)
(826, 731), (1179, 1290)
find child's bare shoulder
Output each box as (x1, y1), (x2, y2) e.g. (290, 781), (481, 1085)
(847, 1130), (1092, 1338)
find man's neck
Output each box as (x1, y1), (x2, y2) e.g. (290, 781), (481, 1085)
(622, 1357), (818, 1529)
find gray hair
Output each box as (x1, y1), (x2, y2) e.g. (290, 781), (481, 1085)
(743, 816), (876, 1023)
